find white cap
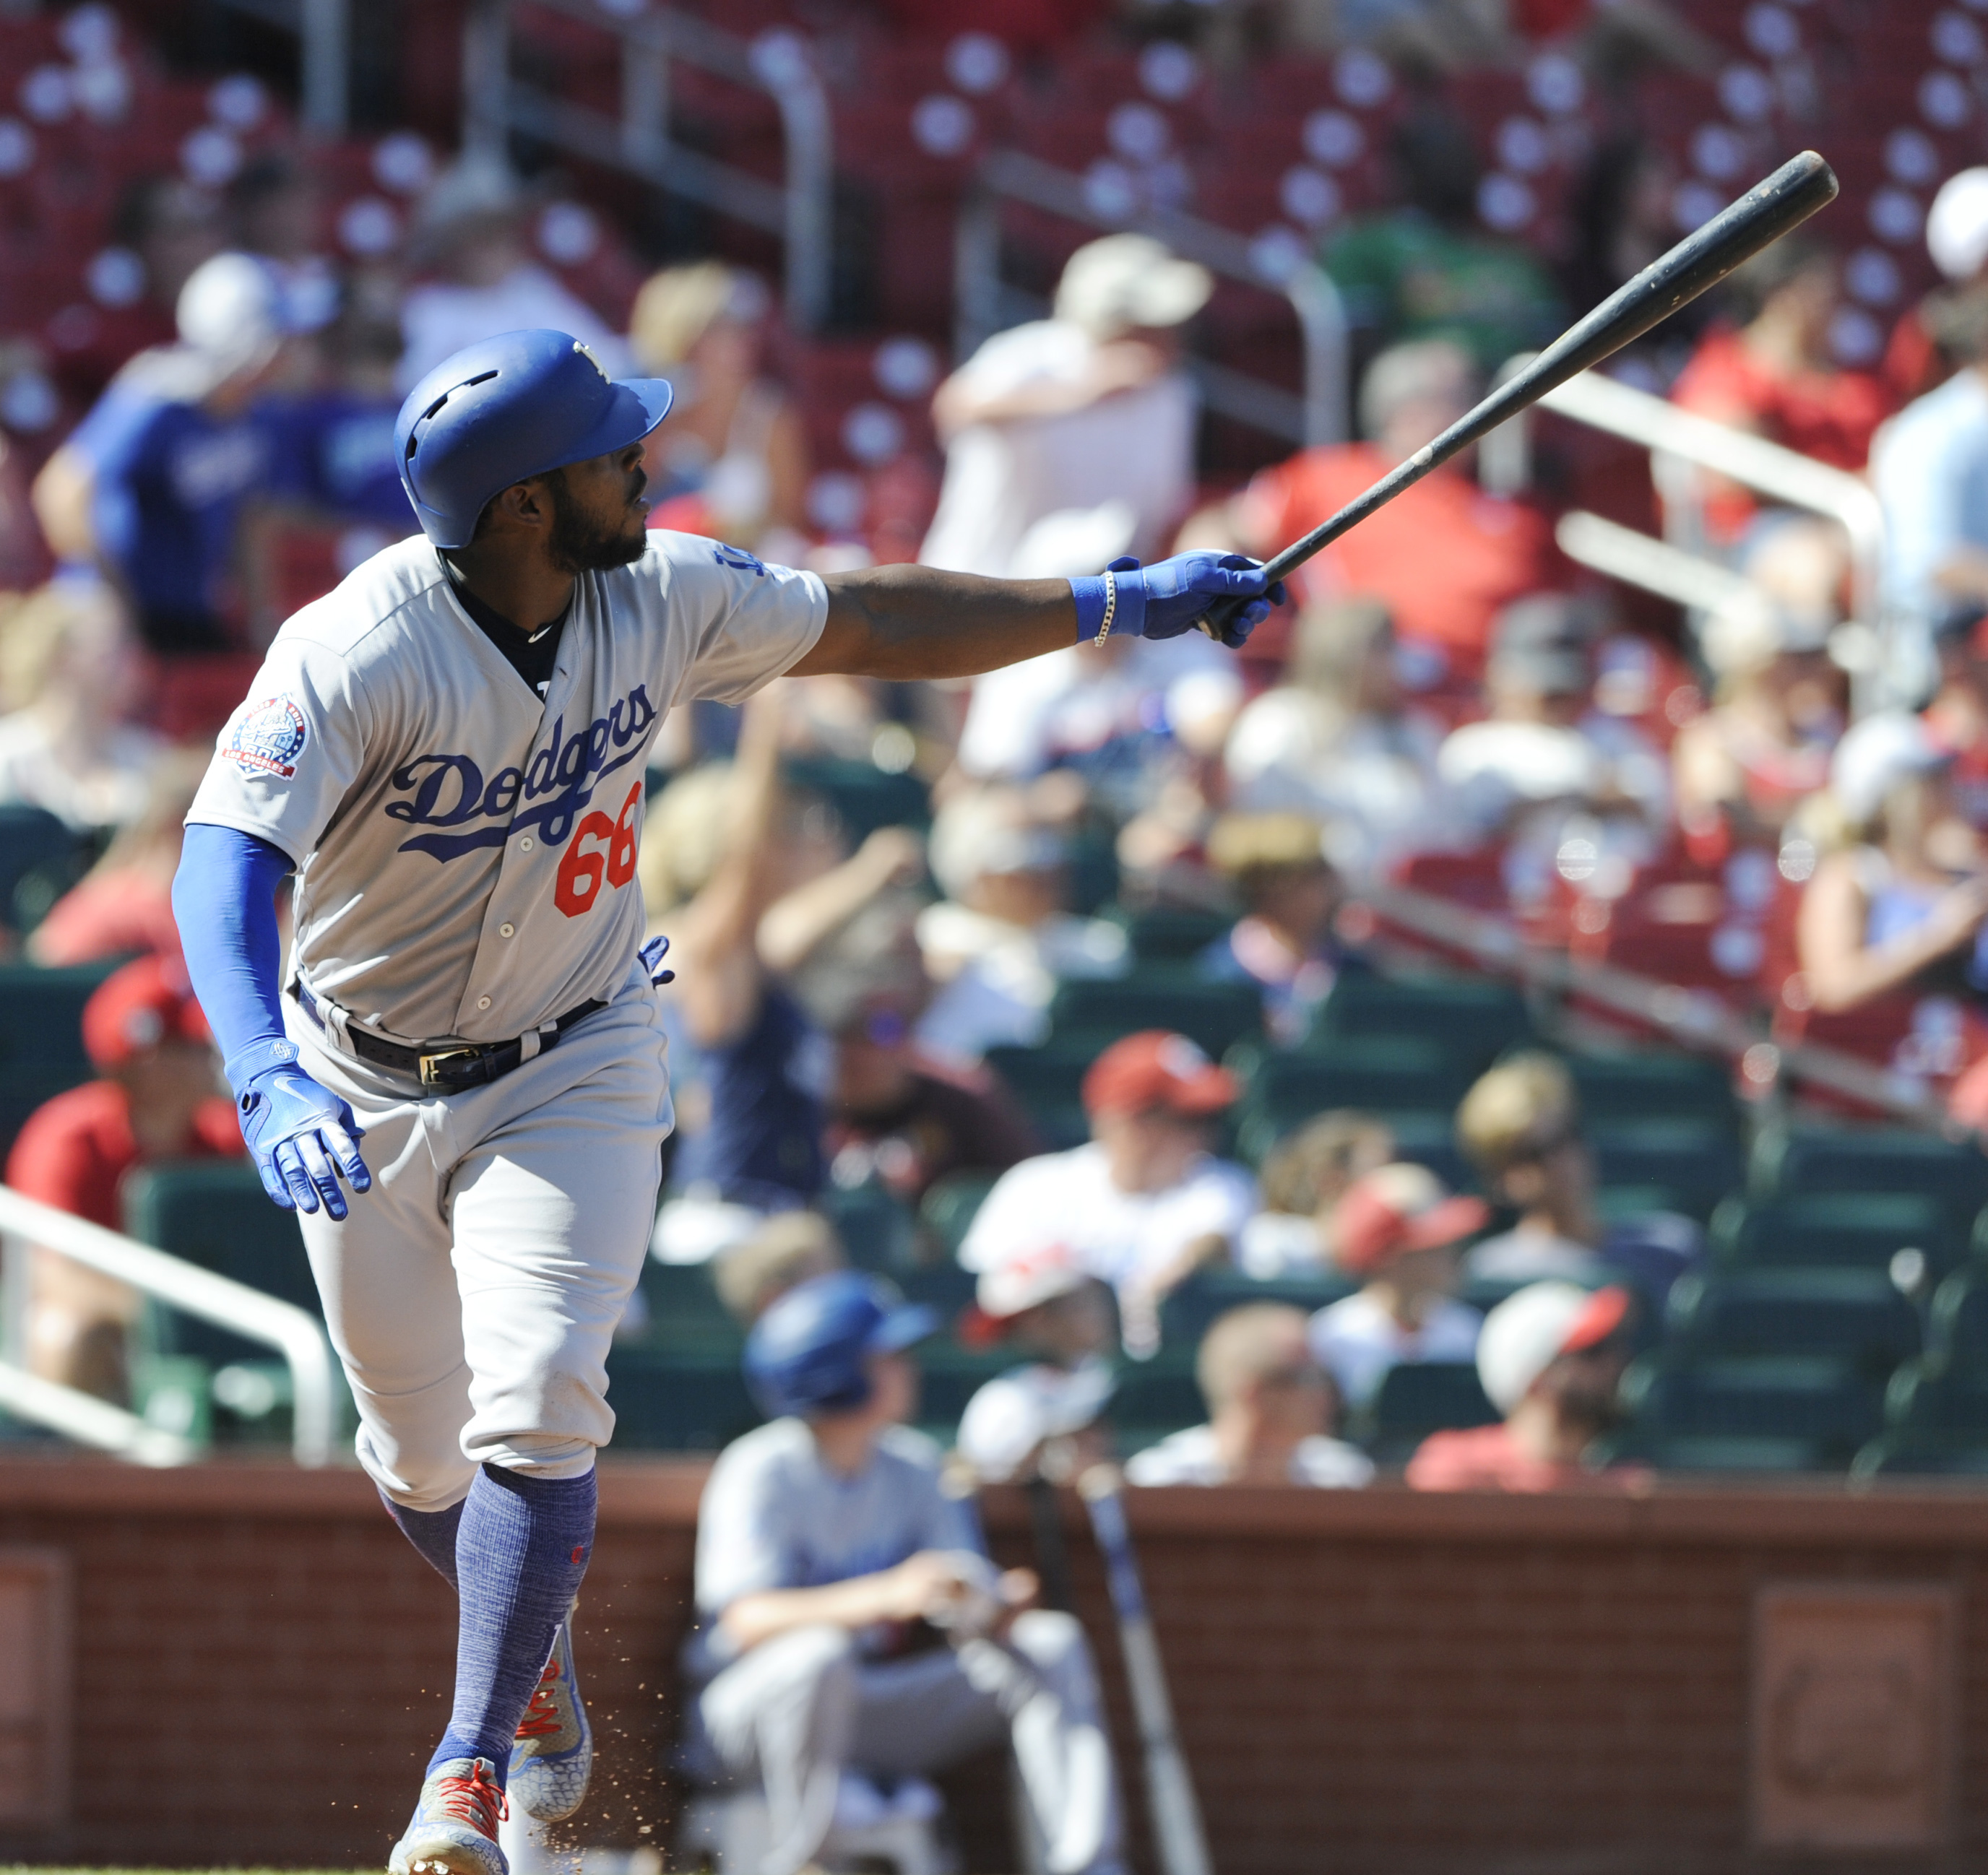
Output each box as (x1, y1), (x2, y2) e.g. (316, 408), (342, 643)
(175, 251), (290, 378)
(1929, 168), (1988, 281)
(1476, 1281), (1631, 1413)
(1698, 590), (1833, 677)
(976, 1239), (1089, 1319)
(956, 1361), (1115, 1481)
(1054, 233), (1212, 339)
(1830, 711), (1949, 827)
(928, 787), (1065, 899)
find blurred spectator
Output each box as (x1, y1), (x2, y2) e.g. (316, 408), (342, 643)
(629, 264), (808, 552)
(228, 151), (338, 334)
(1672, 528), (1844, 855)
(1125, 1302), (1373, 1486)
(1884, 168), (1988, 406)
(1407, 1283), (1646, 1493)
(956, 1242), (1117, 1485)
(1456, 1053), (1701, 1304)
(397, 156), (629, 394)
(1321, 110), (1562, 376)
(0, 402), (53, 593)
(959, 1031), (1256, 1356)
(1924, 607), (1988, 828)
(0, 579), (163, 831)
(1214, 341), (1558, 678)
(1796, 712), (1988, 1014)
(914, 784), (1128, 1064)
(1564, 139), (1694, 380)
(1196, 813), (1344, 1046)
(1222, 597), (1444, 881)
(1238, 1110), (1396, 1278)
(1308, 1164), (1486, 1411)
(110, 173), (222, 339)
(713, 1211), (848, 1326)
(28, 747), (207, 965)
(783, 870), (1042, 1202)
(32, 254), (304, 654)
(691, 1273), (1120, 1875)
(1873, 281), (1988, 631)
(1435, 595), (1669, 866)
(7, 955), (241, 1400)
(1671, 241), (1890, 549)
(921, 234), (1211, 576)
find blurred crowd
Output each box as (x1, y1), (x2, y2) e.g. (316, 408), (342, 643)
(11, 0), (1988, 1506)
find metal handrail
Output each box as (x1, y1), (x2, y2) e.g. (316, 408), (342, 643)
(461, 0), (834, 332)
(0, 1185), (342, 1467)
(0, 1360), (196, 1467)
(959, 147), (1349, 447)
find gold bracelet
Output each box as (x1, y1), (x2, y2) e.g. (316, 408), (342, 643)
(1094, 568), (1118, 646)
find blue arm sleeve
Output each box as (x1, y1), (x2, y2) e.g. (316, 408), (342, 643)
(173, 823), (295, 1088)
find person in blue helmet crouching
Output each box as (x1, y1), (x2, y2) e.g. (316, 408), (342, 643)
(685, 1270), (1125, 1875)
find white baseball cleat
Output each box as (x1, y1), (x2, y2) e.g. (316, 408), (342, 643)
(509, 1606), (592, 1823)
(389, 1755), (509, 1875)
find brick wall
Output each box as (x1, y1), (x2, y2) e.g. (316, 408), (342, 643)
(0, 1458), (1982, 1871)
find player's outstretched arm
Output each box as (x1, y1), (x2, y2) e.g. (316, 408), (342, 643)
(792, 550), (1284, 681)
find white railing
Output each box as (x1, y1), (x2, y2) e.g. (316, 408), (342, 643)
(209, 0), (350, 135)
(0, 1185), (342, 1467)
(461, 0), (834, 332)
(957, 148), (1349, 448)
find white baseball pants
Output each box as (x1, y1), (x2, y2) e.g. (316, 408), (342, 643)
(283, 978), (672, 1509)
(699, 1615), (1124, 1875)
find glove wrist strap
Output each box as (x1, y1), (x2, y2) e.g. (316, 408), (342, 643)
(223, 1035), (302, 1096)
(1068, 557), (1145, 646)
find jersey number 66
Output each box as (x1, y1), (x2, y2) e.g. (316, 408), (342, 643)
(554, 780), (641, 918)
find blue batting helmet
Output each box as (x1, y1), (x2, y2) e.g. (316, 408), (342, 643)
(394, 328), (675, 550)
(743, 1271), (938, 1420)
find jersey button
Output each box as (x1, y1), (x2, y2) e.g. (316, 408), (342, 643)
(499, 922), (515, 938)
(519, 837), (534, 852)
(477, 996), (492, 1010)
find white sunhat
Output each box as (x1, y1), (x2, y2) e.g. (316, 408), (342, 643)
(1829, 711), (1950, 828)
(1475, 1281), (1632, 1414)
(1929, 167), (1988, 282)
(175, 251), (295, 380)
(1053, 233), (1213, 339)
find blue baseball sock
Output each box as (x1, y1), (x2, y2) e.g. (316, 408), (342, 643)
(428, 1463), (596, 1783)
(380, 1488), (464, 1591)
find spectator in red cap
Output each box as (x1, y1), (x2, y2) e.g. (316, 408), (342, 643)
(1126, 1303), (1372, 1489)
(958, 1031), (1256, 1356)
(1406, 1282), (1646, 1494)
(1308, 1164), (1487, 1412)
(956, 1240), (1117, 1486)
(6, 954), (242, 1400)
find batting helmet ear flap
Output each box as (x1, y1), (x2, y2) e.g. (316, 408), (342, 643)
(394, 329), (674, 550)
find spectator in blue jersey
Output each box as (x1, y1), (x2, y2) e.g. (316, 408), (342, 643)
(30, 252), (304, 654)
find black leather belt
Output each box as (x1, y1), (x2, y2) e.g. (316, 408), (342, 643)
(290, 982), (607, 1094)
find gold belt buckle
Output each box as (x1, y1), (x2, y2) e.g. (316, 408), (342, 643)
(418, 1045), (483, 1091)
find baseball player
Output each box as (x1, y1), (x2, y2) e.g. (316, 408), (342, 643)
(694, 1270), (1122, 1875)
(169, 326), (1277, 1875)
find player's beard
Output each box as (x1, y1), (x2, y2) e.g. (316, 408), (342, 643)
(543, 470), (650, 575)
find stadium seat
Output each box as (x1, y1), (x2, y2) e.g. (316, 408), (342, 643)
(636, 1259), (738, 1343)
(1927, 1268), (1988, 1369)
(902, 1261), (978, 1319)
(979, 1044), (1090, 1149)
(0, 958), (123, 1160)
(1664, 1268), (1920, 1377)
(1357, 1360), (1498, 1463)
(1049, 974), (1265, 1058)
(603, 1345), (759, 1451)
(1158, 1268), (1353, 1348)
(1116, 906), (1232, 966)
(1614, 1434), (1828, 1473)
(1588, 1120), (1742, 1221)
(780, 757), (930, 842)
(0, 805), (91, 935)
(1883, 1356), (1988, 1437)
(1308, 972), (1535, 1070)
(1110, 1357), (1203, 1442)
(1749, 1125), (1988, 1216)
(1709, 1192), (1963, 1277)
(914, 1341), (1018, 1431)
(918, 1171), (998, 1259)
(1850, 1432), (1988, 1478)
(1565, 1049), (1740, 1132)
(819, 1177), (917, 1273)
(1622, 1355), (1885, 1463)
(1239, 1039), (1477, 1132)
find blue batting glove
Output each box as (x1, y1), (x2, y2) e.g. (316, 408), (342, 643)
(639, 933), (675, 986)
(225, 1039), (371, 1220)
(1071, 553), (1286, 651)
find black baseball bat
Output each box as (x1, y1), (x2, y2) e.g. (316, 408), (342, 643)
(1201, 148), (1839, 637)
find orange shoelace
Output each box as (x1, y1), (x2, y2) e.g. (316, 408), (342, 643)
(435, 1759), (508, 1834)
(514, 1657), (562, 1741)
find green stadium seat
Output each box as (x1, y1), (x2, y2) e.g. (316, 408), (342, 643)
(1664, 1268), (1920, 1377)
(913, 1342), (1017, 1430)
(1623, 1354), (1885, 1463)
(1116, 906), (1232, 965)
(779, 756), (929, 841)
(1109, 1358), (1203, 1439)
(1239, 1041), (1476, 1133)
(131, 1353), (212, 1447)
(1750, 1126), (1988, 1215)
(636, 1259), (738, 1344)
(919, 1172), (998, 1259)
(1616, 1434), (1828, 1472)
(1310, 973), (1534, 1070)
(1928, 1268), (1988, 1368)
(903, 1262), (978, 1319)
(0, 959), (121, 1160)
(1564, 1049), (1739, 1132)
(1158, 1269), (1354, 1348)
(603, 1346), (759, 1451)
(819, 1178), (916, 1273)
(980, 1044), (1092, 1150)
(1883, 1356), (1988, 1434)
(1049, 974), (1265, 1059)
(1710, 1193), (1963, 1277)
(1850, 1432), (1988, 1478)
(0, 805), (92, 935)
(1589, 1120), (1742, 1221)
(1357, 1360), (1498, 1463)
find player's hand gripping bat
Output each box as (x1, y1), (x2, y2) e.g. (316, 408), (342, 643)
(1200, 149), (1840, 641)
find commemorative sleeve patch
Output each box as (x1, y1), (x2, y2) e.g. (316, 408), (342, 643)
(225, 695), (310, 779)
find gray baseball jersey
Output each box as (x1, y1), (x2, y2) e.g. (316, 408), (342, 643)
(188, 531), (825, 1044)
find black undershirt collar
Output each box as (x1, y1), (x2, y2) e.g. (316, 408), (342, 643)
(443, 562), (571, 699)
